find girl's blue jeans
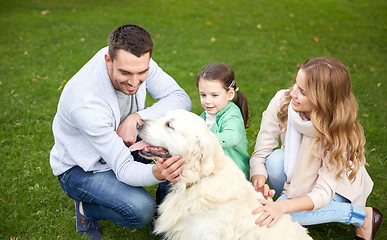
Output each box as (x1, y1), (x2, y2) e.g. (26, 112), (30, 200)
(266, 149), (365, 227)
(58, 151), (169, 228)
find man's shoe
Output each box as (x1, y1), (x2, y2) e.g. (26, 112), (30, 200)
(75, 201), (102, 240)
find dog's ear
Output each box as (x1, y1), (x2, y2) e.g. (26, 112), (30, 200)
(194, 132), (219, 175)
(196, 135), (215, 176)
(184, 133), (216, 179)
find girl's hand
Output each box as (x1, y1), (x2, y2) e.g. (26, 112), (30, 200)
(251, 174), (275, 199)
(252, 199), (286, 228)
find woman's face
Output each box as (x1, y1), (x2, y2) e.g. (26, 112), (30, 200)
(290, 69), (314, 119)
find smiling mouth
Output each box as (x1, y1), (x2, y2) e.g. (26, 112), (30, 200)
(125, 84), (138, 91)
(121, 81), (143, 92)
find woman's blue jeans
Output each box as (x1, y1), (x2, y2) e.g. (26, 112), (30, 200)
(265, 149), (365, 227)
(58, 151), (170, 228)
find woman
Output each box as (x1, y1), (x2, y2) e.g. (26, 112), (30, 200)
(250, 57), (383, 240)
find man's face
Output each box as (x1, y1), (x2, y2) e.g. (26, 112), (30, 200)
(105, 49), (150, 95)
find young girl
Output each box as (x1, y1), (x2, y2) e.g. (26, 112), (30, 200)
(250, 57), (383, 240)
(196, 62), (250, 180)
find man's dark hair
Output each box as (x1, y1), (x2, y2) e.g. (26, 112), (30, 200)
(108, 24), (153, 60)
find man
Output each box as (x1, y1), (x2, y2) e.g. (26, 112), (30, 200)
(50, 24), (191, 239)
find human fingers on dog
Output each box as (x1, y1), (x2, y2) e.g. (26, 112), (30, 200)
(251, 174), (265, 189)
(252, 204), (269, 226)
(254, 199), (283, 228)
(258, 213), (273, 228)
(253, 205), (274, 227)
(159, 155), (184, 182)
(263, 184), (274, 198)
(252, 175), (274, 199)
(251, 178), (259, 190)
(261, 214), (277, 228)
(268, 189), (276, 198)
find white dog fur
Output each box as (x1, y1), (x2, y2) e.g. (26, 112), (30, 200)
(136, 109), (312, 240)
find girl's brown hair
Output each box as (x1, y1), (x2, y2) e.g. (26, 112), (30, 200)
(197, 62), (250, 128)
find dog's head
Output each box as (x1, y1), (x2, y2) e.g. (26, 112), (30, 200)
(131, 109), (223, 182)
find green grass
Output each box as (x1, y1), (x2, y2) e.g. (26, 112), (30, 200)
(0, 0), (386, 239)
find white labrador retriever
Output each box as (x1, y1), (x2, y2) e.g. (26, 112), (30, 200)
(133, 109), (312, 240)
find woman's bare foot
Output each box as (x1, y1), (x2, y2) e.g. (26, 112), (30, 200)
(355, 207), (372, 240)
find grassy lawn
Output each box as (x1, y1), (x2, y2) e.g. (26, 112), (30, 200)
(0, 0), (385, 239)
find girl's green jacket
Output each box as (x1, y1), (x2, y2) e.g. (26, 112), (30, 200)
(200, 102), (250, 180)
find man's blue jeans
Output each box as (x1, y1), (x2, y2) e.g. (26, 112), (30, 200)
(58, 151), (170, 228)
(266, 149), (365, 227)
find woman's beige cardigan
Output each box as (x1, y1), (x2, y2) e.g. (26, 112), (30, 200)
(250, 90), (373, 210)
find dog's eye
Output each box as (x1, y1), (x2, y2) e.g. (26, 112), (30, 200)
(166, 121), (174, 130)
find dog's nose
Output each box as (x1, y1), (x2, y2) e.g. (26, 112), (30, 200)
(136, 118), (146, 129)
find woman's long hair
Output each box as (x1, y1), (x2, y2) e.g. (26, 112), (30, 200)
(278, 57), (366, 182)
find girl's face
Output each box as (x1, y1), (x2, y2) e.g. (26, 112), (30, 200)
(290, 69), (314, 119)
(198, 78), (234, 115)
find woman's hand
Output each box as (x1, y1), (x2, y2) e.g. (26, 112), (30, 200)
(252, 199), (286, 228)
(253, 195), (314, 228)
(251, 174), (275, 199)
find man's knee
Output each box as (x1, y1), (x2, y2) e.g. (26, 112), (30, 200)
(120, 197), (156, 228)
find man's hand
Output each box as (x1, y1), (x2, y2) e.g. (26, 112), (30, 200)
(251, 174), (275, 199)
(117, 113), (141, 146)
(152, 155), (184, 182)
